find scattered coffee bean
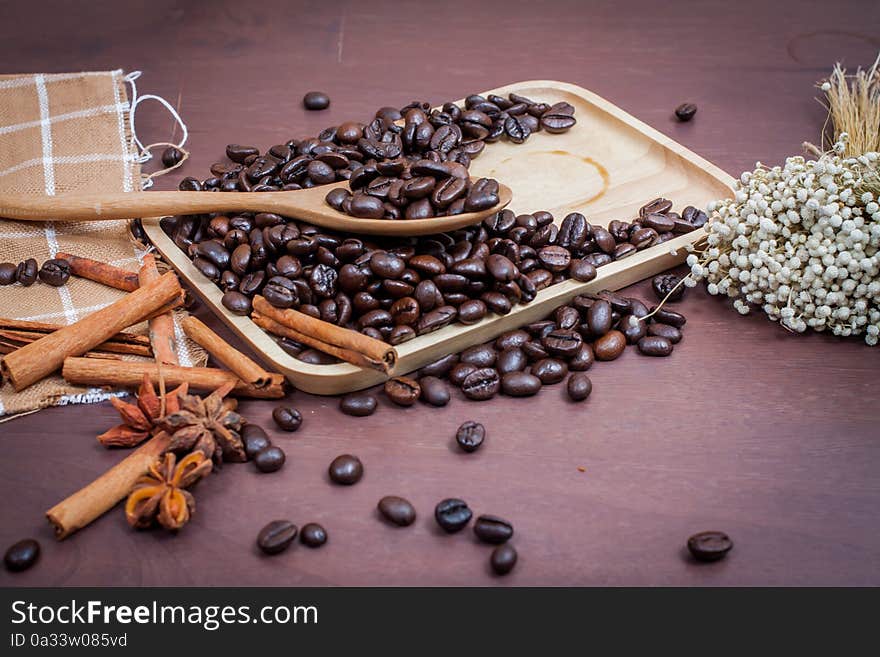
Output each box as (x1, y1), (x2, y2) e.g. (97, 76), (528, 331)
(637, 335), (673, 356)
(300, 523), (328, 548)
(567, 373), (592, 401)
(593, 330), (626, 361)
(650, 306), (687, 328)
(434, 498), (472, 533)
(490, 544), (517, 575)
(378, 495), (417, 526)
(648, 322), (682, 344)
(652, 273), (685, 301)
(473, 515), (514, 544)
(254, 445), (286, 473)
(162, 146), (184, 168)
(329, 454), (363, 485)
(0, 262), (17, 285)
(15, 258), (38, 286)
(687, 530), (733, 562)
(303, 91), (330, 110)
(340, 393), (377, 417)
(257, 520), (298, 555)
(675, 103), (697, 122)
(4, 538), (40, 572)
(456, 421), (485, 453)
(501, 371), (542, 397)
(384, 376), (421, 406)
(242, 424), (272, 459)
(419, 376), (450, 407)
(272, 406), (302, 432)
(38, 258), (70, 286)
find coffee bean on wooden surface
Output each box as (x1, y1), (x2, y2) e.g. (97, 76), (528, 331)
(490, 544), (518, 575)
(303, 91), (330, 110)
(593, 330), (626, 361)
(384, 376), (421, 406)
(378, 496), (417, 526)
(329, 454), (363, 485)
(162, 146), (184, 168)
(648, 322), (682, 343)
(687, 531), (732, 562)
(4, 538), (40, 572)
(242, 424), (271, 459)
(650, 306), (687, 328)
(637, 335), (673, 356)
(652, 273), (685, 301)
(38, 258), (70, 286)
(435, 498), (472, 533)
(567, 373), (592, 401)
(0, 262), (18, 285)
(456, 421), (485, 453)
(419, 376), (450, 407)
(675, 103), (697, 122)
(254, 445), (286, 473)
(501, 371), (541, 397)
(272, 406), (302, 431)
(257, 520), (298, 555)
(339, 393), (378, 417)
(530, 358), (567, 384)
(474, 515), (514, 544)
(300, 523), (327, 548)
(461, 367), (501, 401)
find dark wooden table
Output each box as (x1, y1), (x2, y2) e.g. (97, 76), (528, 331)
(2, 0), (878, 586)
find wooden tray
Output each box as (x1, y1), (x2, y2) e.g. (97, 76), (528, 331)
(143, 80), (735, 394)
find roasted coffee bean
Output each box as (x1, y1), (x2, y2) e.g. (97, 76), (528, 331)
(648, 322), (682, 343)
(435, 498), (472, 533)
(567, 373), (592, 401)
(594, 330), (626, 360)
(161, 146), (184, 168)
(449, 362), (478, 387)
(542, 329), (582, 358)
(339, 392), (378, 417)
(531, 358), (567, 384)
(221, 290), (252, 315)
(555, 306), (580, 330)
(4, 538), (40, 572)
(370, 252), (405, 279)
(650, 306), (687, 328)
(272, 406), (302, 432)
(457, 299), (487, 324)
(541, 103), (577, 133)
(537, 245), (570, 272)
(303, 91), (330, 110)
(461, 367), (501, 401)
(496, 347), (528, 375)
(687, 530), (732, 562)
(501, 371), (542, 397)
(568, 343), (594, 371)
(614, 242), (637, 259)
(254, 445), (286, 473)
(257, 520), (297, 555)
(0, 262), (18, 285)
(460, 344), (497, 368)
(242, 424), (272, 459)
(637, 335), (673, 356)
(38, 258), (70, 286)
(384, 376), (421, 406)
(474, 515), (514, 544)
(226, 144), (259, 163)
(419, 353), (459, 378)
(652, 274), (685, 301)
(490, 544), (517, 575)
(418, 376), (450, 407)
(630, 226), (658, 248)
(378, 496), (417, 526)
(643, 213), (675, 233)
(621, 314), (648, 344)
(587, 299), (613, 336)
(300, 523), (328, 547)
(481, 291), (512, 315)
(640, 198), (673, 217)
(416, 305), (457, 334)
(675, 103), (697, 122)
(329, 454), (364, 485)
(455, 421), (485, 452)
(569, 259), (597, 282)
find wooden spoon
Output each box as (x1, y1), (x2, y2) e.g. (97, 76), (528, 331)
(0, 181), (512, 236)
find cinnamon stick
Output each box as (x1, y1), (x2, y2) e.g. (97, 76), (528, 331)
(252, 295), (396, 372)
(0, 329), (152, 357)
(139, 254), (178, 366)
(46, 431), (171, 540)
(182, 315), (275, 387)
(0, 317), (152, 348)
(0, 271), (182, 391)
(55, 252), (139, 292)
(62, 357), (286, 399)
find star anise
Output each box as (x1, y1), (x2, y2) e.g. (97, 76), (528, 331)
(156, 381), (247, 465)
(125, 451), (212, 530)
(97, 375), (188, 447)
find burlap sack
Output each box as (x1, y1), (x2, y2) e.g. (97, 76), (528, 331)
(0, 70), (203, 418)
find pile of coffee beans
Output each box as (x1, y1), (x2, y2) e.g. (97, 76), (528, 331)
(163, 197), (703, 354)
(0, 257), (71, 287)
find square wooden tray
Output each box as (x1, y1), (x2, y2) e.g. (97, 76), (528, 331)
(143, 80), (736, 394)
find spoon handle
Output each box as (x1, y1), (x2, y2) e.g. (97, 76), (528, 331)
(0, 191), (288, 222)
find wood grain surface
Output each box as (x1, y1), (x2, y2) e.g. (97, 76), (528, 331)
(1, 0), (879, 586)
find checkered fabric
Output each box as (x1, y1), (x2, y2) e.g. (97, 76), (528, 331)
(0, 70), (203, 419)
